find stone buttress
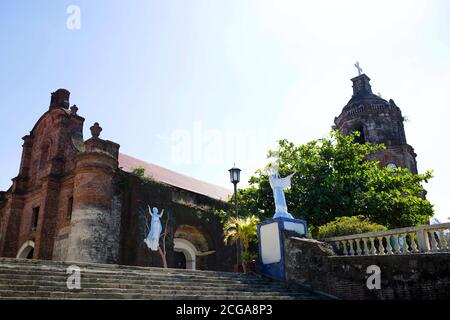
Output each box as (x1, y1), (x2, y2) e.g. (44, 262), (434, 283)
(66, 123), (122, 263)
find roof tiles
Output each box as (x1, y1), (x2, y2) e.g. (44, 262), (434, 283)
(118, 153), (232, 201)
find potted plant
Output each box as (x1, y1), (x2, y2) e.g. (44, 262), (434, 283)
(240, 251), (257, 273)
(223, 215), (260, 273)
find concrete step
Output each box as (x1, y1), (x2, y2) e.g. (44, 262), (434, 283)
(0, 294), (302, 300)
(0, 258), (326, 300)
(0, 273), (278, 288)
(0, 266), (268, 283)
(0, 279), (295, 292)
(0, 258), (248, 278)
(0, 265), (257, 279)
(0, 287), (312, 297)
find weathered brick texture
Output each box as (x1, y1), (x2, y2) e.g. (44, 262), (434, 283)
(284, 234), (450, 299)
(0, 89), (85, 259)
(0, 89), (233, 271)
(334, 74), (418, 173)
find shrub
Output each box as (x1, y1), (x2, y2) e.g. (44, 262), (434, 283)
(317, 215), (387, 239)
(131, 166), (146, 178)
(131, 166), (153, 183)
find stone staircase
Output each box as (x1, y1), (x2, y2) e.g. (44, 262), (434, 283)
(0, 258), (327, 300)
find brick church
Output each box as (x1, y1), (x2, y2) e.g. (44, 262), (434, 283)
(0, 72), (418, 271)
(0, 89), (234, 271)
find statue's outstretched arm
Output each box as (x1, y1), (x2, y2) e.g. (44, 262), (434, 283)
(148, 205), (155, 217)
(276, 172), (296, 189)
(159, 209), (165, 218)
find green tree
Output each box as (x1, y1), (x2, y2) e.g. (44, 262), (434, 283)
(235, 131), (433, 233)
(316, 215), (387, 239)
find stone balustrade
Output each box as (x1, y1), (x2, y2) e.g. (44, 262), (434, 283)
(323, 222), (450, 256)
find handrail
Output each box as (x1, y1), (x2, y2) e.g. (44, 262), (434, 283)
(323, 222), (450, 242)
(322, 222), (450, 256)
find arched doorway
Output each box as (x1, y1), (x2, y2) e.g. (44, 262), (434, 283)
(174, 251), (186, 269)
(16, 240), (35, 259)
(173, 238), (197, 270)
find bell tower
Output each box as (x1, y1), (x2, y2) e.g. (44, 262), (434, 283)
(334, 72), (418, 174)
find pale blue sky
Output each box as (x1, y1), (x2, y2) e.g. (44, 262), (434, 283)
(1, 1), (449, 222)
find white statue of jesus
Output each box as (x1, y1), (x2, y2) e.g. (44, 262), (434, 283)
(268, 165), (295, 219)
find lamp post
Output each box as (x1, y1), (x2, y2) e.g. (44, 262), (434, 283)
(228, 165), (241, 270)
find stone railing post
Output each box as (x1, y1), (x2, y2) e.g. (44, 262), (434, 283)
(416, 230), (431, 253)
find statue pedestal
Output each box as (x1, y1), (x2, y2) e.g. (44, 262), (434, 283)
(257, 217), (307, 281)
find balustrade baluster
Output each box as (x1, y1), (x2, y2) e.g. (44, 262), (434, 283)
(342, 240), (348, 256)
(409, 233), (419, 253)
(362, 238), (369, 255)
(369, 237), (377, 255)
(429, 231), (439, 251)
(335, 241), (340, 251)
(393, 234), (401, 254)
(377, 236), (385, 255)
(401, 233), (409, 253)
(348, 240), (355, 256)
(355, 239), (362, 255)
(386, 236), (393, 255)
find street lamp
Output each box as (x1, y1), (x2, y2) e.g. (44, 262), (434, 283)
(228, 165), (241, 270)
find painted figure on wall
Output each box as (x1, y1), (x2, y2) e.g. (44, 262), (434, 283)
(144, 206), (164, 251)
(268, 165), (295, 219)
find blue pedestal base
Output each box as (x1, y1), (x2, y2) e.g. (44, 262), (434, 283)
(257, 217), (307, 281)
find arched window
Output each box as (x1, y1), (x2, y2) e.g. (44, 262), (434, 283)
(353, 126), (365, 144)
(31, 206), (40, 231)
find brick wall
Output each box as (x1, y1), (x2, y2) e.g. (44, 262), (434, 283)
(117, 172), (235, 271)
(0, 105), (84, 259)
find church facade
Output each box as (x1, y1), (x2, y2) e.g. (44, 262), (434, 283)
(0, 89), (234, 271)
(0, 72), (419, 271)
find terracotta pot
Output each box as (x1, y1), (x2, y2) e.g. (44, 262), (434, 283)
(233, 263), (244, 272)
(241, 260), (256, 273)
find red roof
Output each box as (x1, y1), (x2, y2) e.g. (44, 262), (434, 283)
(118, 153), (232, 201)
